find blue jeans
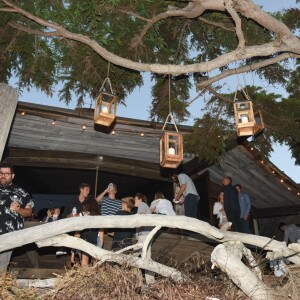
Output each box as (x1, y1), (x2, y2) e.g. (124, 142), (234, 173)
(240, 218), (251, 233)
(184, 194), (199, 219)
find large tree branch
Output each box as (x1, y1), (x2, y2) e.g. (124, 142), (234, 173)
(36, 233), (186, 282)
(225, 0), (245, 48)
(2, 0), (300, 78)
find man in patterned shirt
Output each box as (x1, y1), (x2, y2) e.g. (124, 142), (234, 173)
(0, 163), (34, 273)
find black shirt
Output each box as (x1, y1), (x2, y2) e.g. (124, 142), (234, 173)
(112, 210), (134, 251)
(63, 196), (89, 217)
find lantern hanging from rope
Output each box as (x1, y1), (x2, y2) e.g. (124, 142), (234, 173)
(160, 113), (183, 168)
(159, 76), (183, 168)
(94, 77), (117, 127)
(233, 84), (264, 137)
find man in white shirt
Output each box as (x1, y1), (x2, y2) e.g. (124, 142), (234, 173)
(171, 172), (199, 218)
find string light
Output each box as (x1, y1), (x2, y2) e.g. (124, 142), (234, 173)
(280, 179), (284, 183)
(140, 132), (145, 137)
(82, 124), (86, 130)
(250, 147), (254, 151)
(260, 160), (264, 164)
(21, 111), (26, 116)
(111, 130), (116, 135)
(52, 119), (56, 126)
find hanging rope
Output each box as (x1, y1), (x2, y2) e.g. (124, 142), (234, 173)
(161, 75), (179, 132)
(233, 83), (251, 102)
(107, 62), (110, 78)
(168, 74), (172, 114)
(98, 62), (113, 94)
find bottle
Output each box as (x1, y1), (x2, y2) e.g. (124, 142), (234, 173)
(72, 207), (77, 216)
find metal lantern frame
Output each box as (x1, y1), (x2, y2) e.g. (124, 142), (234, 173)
(94, 77), (117, 127)
(160, 113), (183, 168)
(233, 85), (264, 137)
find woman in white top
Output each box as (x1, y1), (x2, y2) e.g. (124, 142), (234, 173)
(150, 192), (176, 216)
(213, 192), (232, 231)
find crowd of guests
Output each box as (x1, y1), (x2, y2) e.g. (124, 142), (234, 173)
(38, 182), (180, 267)
(1, 161), (299, 273)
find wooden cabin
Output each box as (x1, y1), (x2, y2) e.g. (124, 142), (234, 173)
(3, 101), (300, 239)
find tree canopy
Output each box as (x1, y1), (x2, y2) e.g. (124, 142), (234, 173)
(0, 0), (299, 164)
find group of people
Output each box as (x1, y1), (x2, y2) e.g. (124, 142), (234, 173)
(3, 161), (298, 273)
(60, 182), (186, 266)
(213, 176), (251, 233)
(0, 163), (202, 271)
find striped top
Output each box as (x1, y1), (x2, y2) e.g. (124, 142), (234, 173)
(100, 196), (122, 216)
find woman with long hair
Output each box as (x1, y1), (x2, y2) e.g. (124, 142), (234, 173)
(213, 192), (232, 231)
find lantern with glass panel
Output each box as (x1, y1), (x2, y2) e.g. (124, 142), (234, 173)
(94, 78), (117, 127)
(233, 87), (264, 136)
(160, 114), (183, 168)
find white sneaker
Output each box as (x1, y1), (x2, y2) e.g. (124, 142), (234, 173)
(56, 251), (67, 256)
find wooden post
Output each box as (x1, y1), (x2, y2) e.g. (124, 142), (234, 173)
(0, 83), (19, 161)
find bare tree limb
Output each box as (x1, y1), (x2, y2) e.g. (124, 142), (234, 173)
(141, 225), (161, 260)
(196, 53), (300, 89)
(197, 16), (235, 32)
(8, 21), (59, 37)
(36, 233), (187, 282)
(211, 241), (279, 300)
(225, 0), (245, 48)
(206, 85), (234, 104)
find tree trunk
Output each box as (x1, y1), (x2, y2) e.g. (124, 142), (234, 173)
(0, 83), (18, 161)
(211, 242), (280, 300)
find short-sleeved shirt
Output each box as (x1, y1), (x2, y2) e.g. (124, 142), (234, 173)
(137, 202), (152, 237)
(100, 196), (122, 216)
(63, 196), (89, 217)
(178, 174), (199, 198)
(0, 184), (34, 235)
(137, 202), (151, 214)
(150, 199), (176, 216)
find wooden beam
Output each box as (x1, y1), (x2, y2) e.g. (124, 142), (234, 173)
(4, 148), (168, 181)
(253, 205), (300, 218)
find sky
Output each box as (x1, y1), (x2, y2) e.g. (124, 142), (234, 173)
(11, 0), (300, 184)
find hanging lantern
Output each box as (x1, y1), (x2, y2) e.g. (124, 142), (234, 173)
(94, 78), (117, 127)
(160, 113), (183, 168)
(233, 86), (264, 137)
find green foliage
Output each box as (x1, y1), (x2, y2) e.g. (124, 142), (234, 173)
(0, 0), (299, 164)
(184, 114), (232, 164)
(150, 75), (190, 123)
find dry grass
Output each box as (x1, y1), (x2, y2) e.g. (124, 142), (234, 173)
(2, 253), (300, 300)
(0, 272), (37, 300)
(40, 263), (246, 300)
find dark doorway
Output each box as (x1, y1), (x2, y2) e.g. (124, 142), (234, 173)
(13, 165), (173, 211)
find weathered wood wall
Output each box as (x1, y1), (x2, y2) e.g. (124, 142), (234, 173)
(0, 83), (18, 160)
